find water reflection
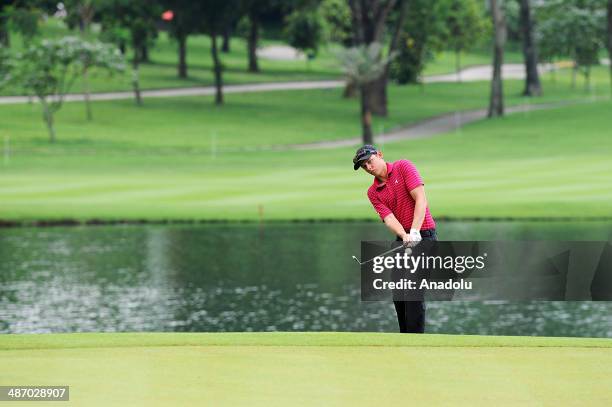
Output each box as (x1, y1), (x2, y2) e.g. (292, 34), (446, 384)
(1, 222), (611, 336)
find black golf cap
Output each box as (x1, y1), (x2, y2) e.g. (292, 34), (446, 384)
(353, 145), (378, 170)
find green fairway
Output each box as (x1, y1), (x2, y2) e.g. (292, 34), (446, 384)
(1, 332), (610, 406)
(0, 68), (611, 221)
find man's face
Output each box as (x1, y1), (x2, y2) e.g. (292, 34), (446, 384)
(360, 152), (385, 177)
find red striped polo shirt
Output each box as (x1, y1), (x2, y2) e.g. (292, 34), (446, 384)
(367, 160), (436, 231)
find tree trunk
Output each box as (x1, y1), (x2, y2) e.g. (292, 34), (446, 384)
(584, 66), (591, 91)
(132, 58), (142, 106)
(348, 0), (400, 117)
(455, 49), (462, 82)
(83, 68), (92, 121)
(119, 39), (126, 55)
(79, 3), (93, 35)
(371, 0), (408, 117)
(0, 14), (9, 47)
(549, 59), (556, 84)
(140, 43), (149, 63)
(488, 0), (505, 118)
(571, 62), (577, 89)
(607, 0), (612, 92)
(178, 33), (188, 78)
(211, 33), (223, 105)
(360, 84), (374, 144)
(247, 13), (259, 73)
(368, 76), (387, 117)
(343, 80), (358, 98)
(519, 0), (542, 96)
(222, 25), (231, 53)
(41, 99), (56, 143)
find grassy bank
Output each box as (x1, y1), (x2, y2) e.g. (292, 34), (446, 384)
(1, 332), (611, 406)
(0, 67), (611, 221)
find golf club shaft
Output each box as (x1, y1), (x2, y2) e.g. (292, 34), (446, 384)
(354, 243), (407, 265)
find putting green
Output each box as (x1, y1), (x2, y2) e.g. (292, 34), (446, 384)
(1, 333), (611, 406)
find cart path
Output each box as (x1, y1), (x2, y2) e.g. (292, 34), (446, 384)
(237, 99), (588, 152)
(0, 63), (558, 105)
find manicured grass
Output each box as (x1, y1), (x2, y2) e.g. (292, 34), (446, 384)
(1, 332), (610, 406)
(0, 99), (611, 221)
(0, 66), (611, 221)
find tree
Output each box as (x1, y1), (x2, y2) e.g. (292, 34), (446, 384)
(63, 1), (103, 119)
(221, 22), (232, 53)
(536, 1), (569, 79)
(241, 0), (277, 73)
(284, 6), (325, 67)
(0, 0), (11, 47)
(518, 0), (541, 95)
(348, 0), (408, 117)
(573, 5), (606, 90)
(608, 0), (612, 90)
(5, 37), (124, 142)
(200, 0), (240, 105)
(488, 0), (506, 118)
(163, 0), (202, 78)
(321, 0), (355, 96)
(441, 0), (489, 82)
(321, 0), (352, 46)
(2, 0), (42, 47)
(336, 43), (395, 143)
(536, 0), (606, 90)
(64, 0), (97, 34)
(0, 45), (11, 82)
(99, 0), (160, 105)
(389, 0), (447, 85)
(78, 39), (125, 120)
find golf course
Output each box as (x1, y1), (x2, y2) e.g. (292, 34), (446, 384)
(1, 4), (612, 406)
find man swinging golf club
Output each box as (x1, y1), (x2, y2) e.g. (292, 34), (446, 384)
(353, 145), (437, 333)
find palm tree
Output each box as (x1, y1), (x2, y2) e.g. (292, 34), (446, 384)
(336, 43), (395, 143)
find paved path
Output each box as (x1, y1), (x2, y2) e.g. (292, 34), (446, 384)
(0, 63), (557, 105)
(0, 62), (587, 151)
(249, 100), (580, 151)
(424, 63), (555, 83)
(0, 80), (345, 105)
(257, 45), (305, 61)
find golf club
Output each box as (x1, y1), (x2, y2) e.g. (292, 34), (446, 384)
(352, 244), (413, 265)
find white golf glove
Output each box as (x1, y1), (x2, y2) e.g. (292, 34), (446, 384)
(409, 228), (422, 243)
(401, 229), (422, 247)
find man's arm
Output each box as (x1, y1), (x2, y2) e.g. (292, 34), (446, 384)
(409, 185), (428, 231)
(383, 213), (408, 240)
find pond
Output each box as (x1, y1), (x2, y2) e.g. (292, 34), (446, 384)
(1, 221), (611, 337)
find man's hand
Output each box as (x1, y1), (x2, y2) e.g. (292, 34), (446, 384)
(401, 229), (422, 247)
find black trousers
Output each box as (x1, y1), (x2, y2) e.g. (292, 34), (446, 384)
(393, 228), (437, 333)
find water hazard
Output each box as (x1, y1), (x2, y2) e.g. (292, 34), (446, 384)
(1, 221), (611, 337)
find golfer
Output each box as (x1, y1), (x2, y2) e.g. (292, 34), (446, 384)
(353, 145), (437, 333)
